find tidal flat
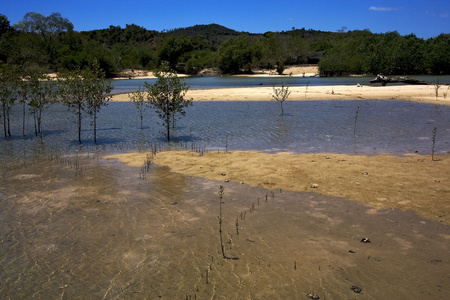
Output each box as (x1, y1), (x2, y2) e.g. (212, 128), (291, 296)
(1, 153), (449, 299)
(1, 99), (449, 299)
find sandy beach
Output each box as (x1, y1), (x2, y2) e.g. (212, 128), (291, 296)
(112, 65), (450, 105)
(113, 84), (450, 105)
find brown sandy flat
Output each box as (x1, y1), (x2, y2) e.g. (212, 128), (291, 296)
(106, 150), (450, 225)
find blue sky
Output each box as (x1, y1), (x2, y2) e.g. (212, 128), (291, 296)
(2, 0), (449, 38)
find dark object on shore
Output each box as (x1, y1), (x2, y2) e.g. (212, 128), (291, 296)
(350, 285), (362, 293)
(370, 74), (434, 86)
(306, 292), (320, 299)
(360, 237), (371, 243)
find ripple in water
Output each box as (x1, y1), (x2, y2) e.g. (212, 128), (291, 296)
(1, 100), (449, 159)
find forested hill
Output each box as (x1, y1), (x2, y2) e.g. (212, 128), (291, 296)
(1, 12), (449, 77)
(169, 23), (242, 37)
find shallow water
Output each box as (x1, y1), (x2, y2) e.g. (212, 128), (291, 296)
(1, 100), (450, 299)
(1, 100), (449, 160)
(111, 75), (450, 94)
(1, 155), (449, 299)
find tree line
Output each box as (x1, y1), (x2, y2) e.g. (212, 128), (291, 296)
(1, 12), (449, 77)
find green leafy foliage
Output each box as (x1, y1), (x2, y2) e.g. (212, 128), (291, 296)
(57, 60), (113, 144)
(14, 12), (73, 68)
(24, 67), (56, 136)
(144, 63), (192, 141)
(128, 86), (147, 129)
(217, 35), (261, 74)
(0, 12), (448, 76)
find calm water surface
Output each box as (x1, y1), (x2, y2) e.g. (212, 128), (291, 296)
(1, 100), (449, 160)
(111, 75), (450, 94)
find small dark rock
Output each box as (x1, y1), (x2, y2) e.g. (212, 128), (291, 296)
(306, 292), (320, 299)
(360, 238), (371, 243)
(349, 250), (356, 253)
(170, 202), (178, 205)
(350, 285), (362, 293)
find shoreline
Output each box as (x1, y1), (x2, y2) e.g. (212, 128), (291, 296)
(112, 84), (450, 105)
(110, 64), (320, 80)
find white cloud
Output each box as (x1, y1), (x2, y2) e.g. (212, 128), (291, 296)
(425, 10), (449, 18)
(369, 6), (399, 12)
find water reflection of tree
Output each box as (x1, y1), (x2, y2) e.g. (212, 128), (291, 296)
(269, 114), (297, 146)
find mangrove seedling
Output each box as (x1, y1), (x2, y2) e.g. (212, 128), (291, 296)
(354, 105), (360, 138)
(225, 135), (228, 153)
(128, 86), (146, 129)
(305, 81), (310, 99)
(218, 185), (225, 258)
(434, 82), (440, 100)
(272, 82), (290, 116)
(443, 86), (449, 99)
(432, 127), (437, 161)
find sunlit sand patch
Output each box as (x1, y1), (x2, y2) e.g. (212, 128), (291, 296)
(112, 84), (450, 105)
(105, 150), (450, 225)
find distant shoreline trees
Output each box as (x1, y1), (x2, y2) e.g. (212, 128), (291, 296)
(1, 12), (449, 77)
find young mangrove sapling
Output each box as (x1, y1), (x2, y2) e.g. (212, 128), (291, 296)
(432, 127), (437, 161)
(218, 185), (225, 258)
(272, 82), (290, 116)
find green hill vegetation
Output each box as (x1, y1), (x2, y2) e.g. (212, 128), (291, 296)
(1, 12), (449, 77)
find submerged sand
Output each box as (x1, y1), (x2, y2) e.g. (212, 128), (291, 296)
(3, 154), (449, 299)
(105, 151), (450, 226)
